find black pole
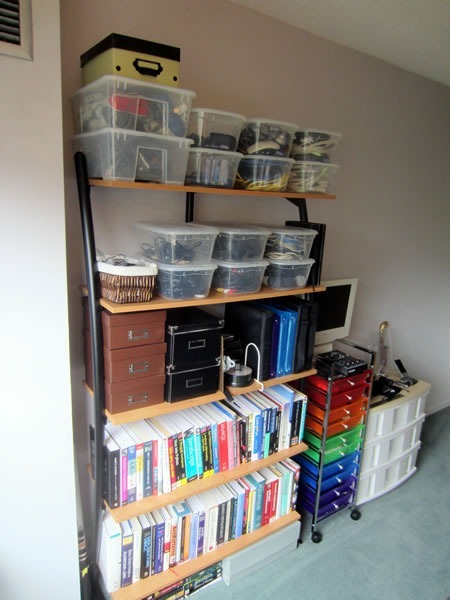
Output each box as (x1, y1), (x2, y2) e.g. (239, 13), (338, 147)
(74, 152), (106, 595)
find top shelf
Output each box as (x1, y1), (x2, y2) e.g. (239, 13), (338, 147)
(88, 179), (336, 200)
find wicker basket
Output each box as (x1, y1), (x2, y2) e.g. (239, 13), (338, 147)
(97, 258), (157, 304)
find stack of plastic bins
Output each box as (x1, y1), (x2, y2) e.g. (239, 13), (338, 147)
(209, 224), (270, 295)
(294, 352), (374, 543)
(71, 74), (196, 183)
(356, 380), (431, 505)
(185, 108), (245, 188)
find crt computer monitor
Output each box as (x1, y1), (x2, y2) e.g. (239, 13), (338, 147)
(314, 278), (358, 352)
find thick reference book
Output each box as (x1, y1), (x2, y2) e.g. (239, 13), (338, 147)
(224, 302), (274, 381)
(120, 520), (134, 587)
(98, 512), (122, 594)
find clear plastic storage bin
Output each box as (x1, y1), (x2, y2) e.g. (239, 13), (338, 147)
(287, 161), (338, 193)
(235, 156), (294, 192)
(184, 148), (242, 188)
(187, 108), (246, 151)
(264, 258), (315, 289)
(71, 128), (192, 183)
(212, 259), (268, 295)
(238, 118), (298, 157)
(212, 225), (271, 261)
(135, 222), (219, 264)
(156, 262), (217, 300)
(290, 129), (342, 163)
(72, 74), (195, 136)
(264, 226), (318, 260)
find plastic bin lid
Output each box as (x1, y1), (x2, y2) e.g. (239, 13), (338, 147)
(240, 155), (294, 164)
(291, 161), (339, 169)
(155, 262), (217, 272)
(269, 226), (318, 237)
(266, 257), (315, 266)
(73, 73), (196, 98)
(72, 128), (195, 146)
(214, 224), (272, 235)
(215, 259), (269, 268)
(134, 222), (219, 235)
(190, 108), (246, 121)
(294, 128), (342, 139)
(245, 117), (299, 130)
(188, 148), (243, 159)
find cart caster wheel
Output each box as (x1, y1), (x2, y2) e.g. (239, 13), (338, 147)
(311, 531), (322, 543)
(350, 508), (361, 521)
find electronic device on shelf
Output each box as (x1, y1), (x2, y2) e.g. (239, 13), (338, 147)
(394, 358), (418, 387)
(315, 349), (368, 377)
(313, 278), (358, 353)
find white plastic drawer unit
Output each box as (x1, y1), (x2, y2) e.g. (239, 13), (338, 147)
(361, 414), (425, 471)
(356, 442), (421, 505)
(364, 380), (431, 440)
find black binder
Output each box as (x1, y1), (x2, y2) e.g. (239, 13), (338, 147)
(285, 221), (326, 286)
(224, 303), (274, 381)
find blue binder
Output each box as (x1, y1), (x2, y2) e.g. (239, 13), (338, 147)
(256, 302), (297, 375)
(253, 302), (288, 377)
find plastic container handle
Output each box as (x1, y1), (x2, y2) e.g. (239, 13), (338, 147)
(133, 57), (163, 77)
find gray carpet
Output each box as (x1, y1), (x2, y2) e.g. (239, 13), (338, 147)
(194, 407), (450, 600)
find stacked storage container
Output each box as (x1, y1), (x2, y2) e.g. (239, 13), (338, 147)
(134, 222), (219, 300)
(209, 225), (271, 295)
(235, 118), (296, 192)
(287, 129), (341, 194)
(71, 34), (196, 184)
(185, 108), (245, 188)
(263, 226), (317, 290)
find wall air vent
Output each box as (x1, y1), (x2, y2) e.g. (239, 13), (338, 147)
(0, 0), (32, 60)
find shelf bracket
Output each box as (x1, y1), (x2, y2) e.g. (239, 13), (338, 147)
(286, 197), (309, 222)
(185, 191), (195, 223)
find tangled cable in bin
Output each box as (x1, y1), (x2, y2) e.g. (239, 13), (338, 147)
(265, 234), (309, 260)
(235, 164), (291, 192)
(238, 123), (293, 156)
(292, 130), (334, 156)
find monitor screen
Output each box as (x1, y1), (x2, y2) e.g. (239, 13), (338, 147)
(314, 278), (358, 349)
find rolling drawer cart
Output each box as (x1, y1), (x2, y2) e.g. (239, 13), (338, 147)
(74, 151), (335, 599)
(295, 339), (375, 543)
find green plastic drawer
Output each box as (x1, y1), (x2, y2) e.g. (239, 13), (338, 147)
(303, 425), (364, 465)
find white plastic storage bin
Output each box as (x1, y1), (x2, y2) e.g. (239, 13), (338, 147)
(212, 225), (271, 261)
(264, 226), (318, 260)
(187, 108), (246, 151)
(356, 442), (421, 505)
(290, 129), (342, 162)
(235, 155), (294, 192)
(287, 161), (339, 193)
(72, 74), (195, 136)
(71, 129), (192, 183)
(135, 222), (219, 264)
(263, 258), (315, 290)
(212, 259), (268, 295)
(361, 414), (425, 472)
(364, 381), (430, 441)
(155, 262), (217, 300)
(184, 148), (242, 188)
(238, 118), (298, 157)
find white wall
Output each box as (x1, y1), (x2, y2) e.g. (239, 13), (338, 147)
(0, 1), (80, 598)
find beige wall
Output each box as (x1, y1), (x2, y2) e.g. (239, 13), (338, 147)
(61, 0), (450, 434)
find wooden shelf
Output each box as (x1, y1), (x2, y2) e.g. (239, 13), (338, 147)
(98, 285), (325, 314)
(108, 442), (307, 522)
(85, 368), (316, 424)
(111, 511), (300, 600)
(89, 179), (336, 200)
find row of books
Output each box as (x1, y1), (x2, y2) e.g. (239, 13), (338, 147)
(99, 458), (301, 593)
(144, 562), (222, 600)
(98, 384), (307, 508)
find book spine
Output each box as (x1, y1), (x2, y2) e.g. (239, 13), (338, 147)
(197, 510), (206, 557)
(104, 444), (120, 509)
(140, 524), (152, 579)
(217, 421), (229, 472)
(210, 423), (220, 474)
(216, 498), (227, 547)
(143, 440), (153, 498)
(184, 429), (198, 482)
(290, 398), (302, 446)
(175, 431), (187, 487)
(189, 511), (199, 560)
(134, 441), (144, 502)
(261, 479), (273, 526)
(120, 449), (128, 506)
(167, 435), (177, 491)
(153, 521), (165, 574)
(120, 526), (133, 587)
(127, 444), (137, 504)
